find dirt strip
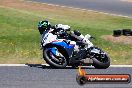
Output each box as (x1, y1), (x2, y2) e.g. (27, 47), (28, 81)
(101, 35), (132, 44)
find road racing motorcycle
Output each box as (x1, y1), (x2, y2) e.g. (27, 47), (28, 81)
(40, 28), (110, 69)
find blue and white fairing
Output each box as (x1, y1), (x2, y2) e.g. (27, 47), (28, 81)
(41, 29), (76, 58)
(52, 41), (75, 57)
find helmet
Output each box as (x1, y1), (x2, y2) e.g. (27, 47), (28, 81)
(38, 20), (51, 34)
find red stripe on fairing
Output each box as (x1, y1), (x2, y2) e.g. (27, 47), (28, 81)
(50, 40), (63, 43)
(50, 40), (58, 43)
(50, 40), (75, 46)
(70, 44), (75, 46)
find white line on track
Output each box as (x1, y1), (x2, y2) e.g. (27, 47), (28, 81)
(110, 65), (132, 67)
(25, 0), (132, 18)
(0, 64), (132, 67)
(0, 64), (49, 66)
(0, 64), (27, 66)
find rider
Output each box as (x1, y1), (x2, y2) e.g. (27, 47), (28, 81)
(38, 20), (70, 35)
(37, 20), (93, 48)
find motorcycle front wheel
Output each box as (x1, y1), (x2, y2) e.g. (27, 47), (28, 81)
(43, 47), (67, 68)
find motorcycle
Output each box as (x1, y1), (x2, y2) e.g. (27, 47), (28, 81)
(40, 28), (110, 69)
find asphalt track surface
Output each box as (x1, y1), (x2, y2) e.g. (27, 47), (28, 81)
(0, 65), (132, 88)
(30, 0), (132, 17)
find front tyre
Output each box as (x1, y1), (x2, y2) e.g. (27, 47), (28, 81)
(43, 47), (67, 68)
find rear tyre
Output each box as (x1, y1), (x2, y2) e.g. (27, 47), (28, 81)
(92, 55), (110, 69)
(90, 47), (110, 69)
(43, 47), (67, 68)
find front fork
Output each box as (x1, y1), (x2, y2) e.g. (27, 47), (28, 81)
(48, 48), (63, 57)
(48, 47), (64, 63)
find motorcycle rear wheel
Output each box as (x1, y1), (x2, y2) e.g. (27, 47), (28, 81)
(92, 55), (110, 69)
(90, 47), (110, 69)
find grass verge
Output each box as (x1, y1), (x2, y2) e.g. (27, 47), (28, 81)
(0, 0), (132, 64)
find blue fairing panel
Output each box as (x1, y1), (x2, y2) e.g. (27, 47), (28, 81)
(52, 41), (75, 57)
(48, 48), (57, 56)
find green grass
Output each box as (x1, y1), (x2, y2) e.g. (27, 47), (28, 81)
(0, 2), (132, 64)
(0, 7), (42, 63)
